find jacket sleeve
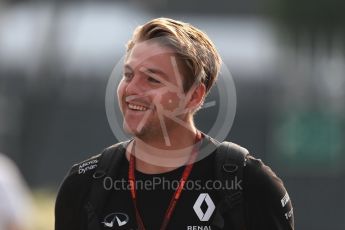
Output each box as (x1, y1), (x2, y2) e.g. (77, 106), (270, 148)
(55, 165), (86, 230)
(243, 155), (294, 230)
(55, 155), (100, 230)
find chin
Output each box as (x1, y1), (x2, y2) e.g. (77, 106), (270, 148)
(123, 121), (145, 137)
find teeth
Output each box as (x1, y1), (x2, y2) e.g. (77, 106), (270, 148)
(128, 103), (148, 111)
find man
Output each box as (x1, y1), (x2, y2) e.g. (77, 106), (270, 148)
(55, 18), (294, 230)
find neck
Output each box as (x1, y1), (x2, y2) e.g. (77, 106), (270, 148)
(126, 124), (199, 174)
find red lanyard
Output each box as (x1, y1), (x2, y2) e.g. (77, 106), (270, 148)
(128, 132), (202, 230)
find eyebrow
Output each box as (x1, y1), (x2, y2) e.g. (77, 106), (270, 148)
(142, 68), (169, 79)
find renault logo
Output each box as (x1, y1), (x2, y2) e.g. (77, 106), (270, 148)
(193, 193), (215, 221)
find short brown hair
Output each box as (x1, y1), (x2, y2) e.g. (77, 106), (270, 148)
(126, 18), (221, 95)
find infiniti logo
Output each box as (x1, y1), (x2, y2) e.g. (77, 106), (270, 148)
(102, 212), (129, 228)
(193, 193), (215, 221)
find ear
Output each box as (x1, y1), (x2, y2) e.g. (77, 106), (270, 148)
(185, 83), (206, 113)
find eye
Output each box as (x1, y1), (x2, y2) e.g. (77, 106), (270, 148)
(147, 76), (161, 84)
(123, 72), (133, 81)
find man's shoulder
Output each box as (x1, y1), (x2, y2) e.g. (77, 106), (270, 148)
(67, 141), (129, 178)
(56, 141), (129, 202)
(242, 153), (294, 228)
(213, 140), (281, 186)
(243, 155), (284, 192)
(68, 153), (102, 177)
(213, 140), (290, 207)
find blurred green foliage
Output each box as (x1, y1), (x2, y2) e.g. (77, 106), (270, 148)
(266, 0), (345, 42)
(271, 109), (344, 175)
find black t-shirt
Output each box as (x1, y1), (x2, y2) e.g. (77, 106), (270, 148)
(55, 138), (294, 230)
(101, 153), (220, 230)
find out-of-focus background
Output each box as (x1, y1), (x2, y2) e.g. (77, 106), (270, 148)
(0, 0), (344, 229)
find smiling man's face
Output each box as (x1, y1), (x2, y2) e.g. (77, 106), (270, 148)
(117, 41), (191, 139)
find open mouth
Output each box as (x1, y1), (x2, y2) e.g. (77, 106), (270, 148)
(127, 103), (149, 111)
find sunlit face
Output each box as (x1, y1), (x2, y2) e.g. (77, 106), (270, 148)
(117, 41), (192, 139)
